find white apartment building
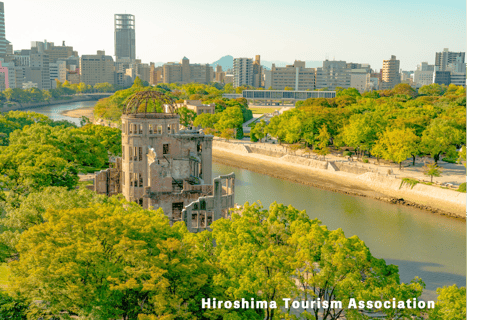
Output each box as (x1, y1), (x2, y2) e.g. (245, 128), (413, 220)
(50, 60), (67, 87)
(316, 60), (351, 90)
(413, 62), (434, 88)
(349, 69), (370, 93)
(233, 58), (253, 87)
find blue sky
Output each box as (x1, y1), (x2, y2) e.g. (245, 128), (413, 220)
(4, 0), (466, 70)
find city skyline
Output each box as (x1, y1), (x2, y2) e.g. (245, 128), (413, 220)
(3, 0), (466, 71)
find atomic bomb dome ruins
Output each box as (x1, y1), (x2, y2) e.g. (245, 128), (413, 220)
(93, 90), (235, 232)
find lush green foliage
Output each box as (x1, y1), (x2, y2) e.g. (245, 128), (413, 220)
(264, 83), (465, 165)
(458, 182), (466, 193)
(428, 284), (466, 320)
(0, 112), (122, 203)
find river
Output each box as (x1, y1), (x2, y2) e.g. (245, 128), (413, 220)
(32, 101), (466, 301)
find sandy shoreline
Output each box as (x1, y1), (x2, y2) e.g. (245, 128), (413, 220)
(61, 107), (94, 121)
(212, 147), (466, 220)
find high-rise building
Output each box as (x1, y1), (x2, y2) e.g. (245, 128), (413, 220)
(435, 48), (465, 72)
(0, 2), (6, 56)
(380, 55), (400, 90)
(233, 58), (253, 87)
(267, 60), (315, 91)
(114, 14), (136, 61)
(316, 60), (351, 90)
(80, 50), (115, 86)
(29, 53), (51, 89)
(252, 55), (263, 88)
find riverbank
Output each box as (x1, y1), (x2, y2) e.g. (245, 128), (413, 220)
(60, 106), (94, 122)
(212, 142), (466, 219)
(0, 95), (103, 113)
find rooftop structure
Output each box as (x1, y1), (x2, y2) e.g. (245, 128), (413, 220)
(242, 89), (336, 105)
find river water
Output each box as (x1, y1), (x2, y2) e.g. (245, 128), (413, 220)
(32, 101), (466, 301)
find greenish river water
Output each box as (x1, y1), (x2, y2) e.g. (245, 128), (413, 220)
(32, 101), (466, 301)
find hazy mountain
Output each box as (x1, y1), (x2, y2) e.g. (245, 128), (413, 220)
(210, 55), (234, 70)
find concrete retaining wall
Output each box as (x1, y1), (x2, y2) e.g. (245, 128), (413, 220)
(280, 155), (328, 170)
(249, 146), (286, 158)
(213, 140), (249, 153)
(358, 172), (466, 217)
(337, 163), (372, 175)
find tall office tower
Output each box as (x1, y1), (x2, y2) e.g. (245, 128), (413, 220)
(252, 55), (263, 87)
(233, 58), (253, 88)
(380, 55), (400, 90)
(114, 14), (136, 61)
(0, 2), (6, 56)
(435, 48), (465, 72)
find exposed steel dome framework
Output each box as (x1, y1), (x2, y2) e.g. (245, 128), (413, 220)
(123, 90), (178, 115)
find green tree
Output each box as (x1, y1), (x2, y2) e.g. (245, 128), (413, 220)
(176, 106), (197, 128)
(423, 162), (442, 183)
(42, 89), (52, 102)
(78, 82), (87, 93)
(419, 83), (447, 96)
(250, 119), (267, 142)
(373, 127), (419, 169)
(133, 76), (145, 88)
(0, 143), (79, 197)
(428, 284), (466, 320)
(421, 119), (464, 163)
(214, 107), (244, 138)
(7, 200), (219, 319)
(193, 113), (218, 130)
(314, 124), (330, 160)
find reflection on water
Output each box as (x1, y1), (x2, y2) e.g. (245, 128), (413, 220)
(213, 163), (466, 300)
(31, 100), (97, 126)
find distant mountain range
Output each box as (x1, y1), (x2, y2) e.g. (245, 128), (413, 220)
(155, 56), (325, 71)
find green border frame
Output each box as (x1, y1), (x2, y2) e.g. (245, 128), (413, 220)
(467, 1), (474, 319)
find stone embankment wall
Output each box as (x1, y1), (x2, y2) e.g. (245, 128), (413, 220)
(358, 172), (466, 217)
(213, 141), (250, 153)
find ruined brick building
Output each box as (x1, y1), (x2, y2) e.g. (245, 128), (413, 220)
(94, 90), (235, 232)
